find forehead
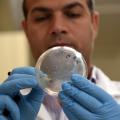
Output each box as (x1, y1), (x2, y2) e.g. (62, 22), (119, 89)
(26, 0), (88, 11)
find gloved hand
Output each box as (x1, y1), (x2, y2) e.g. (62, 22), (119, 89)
(0, 67), (45, 120)
(59, 74), (120, 120)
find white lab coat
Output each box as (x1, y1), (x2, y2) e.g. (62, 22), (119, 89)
(36, 66), (120, 120)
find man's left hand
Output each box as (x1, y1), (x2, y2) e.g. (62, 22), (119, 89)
(59, 74), (120, 120)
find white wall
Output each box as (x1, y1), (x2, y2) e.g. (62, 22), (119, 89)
(0, 31), (30, 82)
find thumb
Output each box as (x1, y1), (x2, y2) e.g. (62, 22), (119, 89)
(26, 85), (45, 111)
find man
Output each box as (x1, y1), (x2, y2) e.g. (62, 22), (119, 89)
(0, 0), (120, 120)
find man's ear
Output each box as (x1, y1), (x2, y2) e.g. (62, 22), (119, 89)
(21, 20), (27, 33)
(91, 11), (100, 40)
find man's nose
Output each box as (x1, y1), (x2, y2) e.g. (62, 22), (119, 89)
(49, 13), (68, 36)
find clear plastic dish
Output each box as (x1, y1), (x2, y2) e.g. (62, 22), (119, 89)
(35, 46), (87, 96)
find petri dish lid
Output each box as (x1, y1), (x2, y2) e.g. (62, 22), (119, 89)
(35, 46), (88, 96)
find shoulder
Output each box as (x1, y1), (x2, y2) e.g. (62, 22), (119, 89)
(92, 66), (120, 103)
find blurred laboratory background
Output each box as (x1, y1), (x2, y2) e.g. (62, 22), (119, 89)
(0, 0), (120, 82)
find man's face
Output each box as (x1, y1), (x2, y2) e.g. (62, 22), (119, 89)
(22, 0), (99, 68)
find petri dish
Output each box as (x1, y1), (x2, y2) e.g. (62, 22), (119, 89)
(35, 46), (88, 96)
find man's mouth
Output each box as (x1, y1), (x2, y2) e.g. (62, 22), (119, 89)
(48, 42), (74, 49)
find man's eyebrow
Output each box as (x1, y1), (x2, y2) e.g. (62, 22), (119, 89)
(63, 2), (84, 10)
(31, 2), (83, 14)
(31, 7), (52, 13)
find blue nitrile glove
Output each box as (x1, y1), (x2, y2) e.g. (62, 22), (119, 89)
(59, 74), (120, 120)
(0, 67), (45, 120)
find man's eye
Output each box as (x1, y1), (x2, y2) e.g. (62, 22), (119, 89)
(34, 15), (51, 22)
(65, 12), (82, 18)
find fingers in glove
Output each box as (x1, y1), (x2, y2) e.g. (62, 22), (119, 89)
(0, 77), (38, 96)
(0, 116), (7, 120)
(0, 95), (20, 120)
(4, 67), (35, 83)
(11, 67), (35, 76)
(61, 82), (102, 112)
(63, 107), (78, 120)
(71, 74), (114, 103)
(7, 74), (35, 82)
(26, 85), (45, 111)
(59, 92), (93, 120)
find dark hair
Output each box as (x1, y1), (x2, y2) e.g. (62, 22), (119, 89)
(22, 0), (95, 19)
(87, 0), (95, 12)
(22, 0), (27, 19)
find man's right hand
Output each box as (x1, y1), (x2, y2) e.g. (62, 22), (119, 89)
(0, 67), (45, 120)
